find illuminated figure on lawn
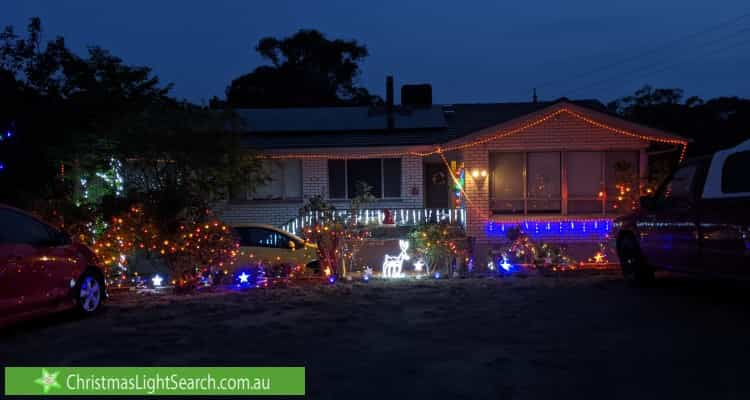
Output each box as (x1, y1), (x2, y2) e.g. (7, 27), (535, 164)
(382, 240), (410, 278)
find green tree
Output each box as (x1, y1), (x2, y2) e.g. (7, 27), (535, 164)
(224, 29), (380, 108)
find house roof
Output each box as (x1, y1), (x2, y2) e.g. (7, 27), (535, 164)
(235, 105), (446, 132)
(237, 99), (688, 150)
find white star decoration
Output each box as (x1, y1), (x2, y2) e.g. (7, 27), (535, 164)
(151, 274), (163, 287)
(238, 272), (250, 283)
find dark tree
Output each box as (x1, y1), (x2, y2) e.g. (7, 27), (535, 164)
(225, 29), (380, 108)
(0, 18), (264, 230)
(609, 85), (750, 157)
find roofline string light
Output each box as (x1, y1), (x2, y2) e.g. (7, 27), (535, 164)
(262, 107), (689, 163)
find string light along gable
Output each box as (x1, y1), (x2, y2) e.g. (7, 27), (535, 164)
(262, 107), (689, 163)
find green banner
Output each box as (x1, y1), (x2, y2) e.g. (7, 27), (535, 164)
(4, 367), (305, 396)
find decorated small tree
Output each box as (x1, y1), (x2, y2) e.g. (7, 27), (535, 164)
(408, 222), (466, 275)
(92, 205), (160, 287)
(164, 220), (240, 290)
(610, 160), (639, 212)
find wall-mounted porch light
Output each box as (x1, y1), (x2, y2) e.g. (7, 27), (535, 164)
(470, 168), (487, 181)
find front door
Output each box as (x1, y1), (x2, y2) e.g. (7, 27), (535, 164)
(425, 163), (451, 208)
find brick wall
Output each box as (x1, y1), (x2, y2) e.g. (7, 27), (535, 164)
(456, 108), (650, 257)
(216, 153), (424, 227)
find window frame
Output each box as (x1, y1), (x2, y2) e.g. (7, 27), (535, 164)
(0, 208), (56, 246)
(237, 159), (303, 202)
(489, 150), (640, 216)
(721, 150), (750, 195)
(328, 158), (402, 200)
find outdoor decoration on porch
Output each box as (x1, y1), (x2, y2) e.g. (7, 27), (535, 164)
(382, 239), (410, 278)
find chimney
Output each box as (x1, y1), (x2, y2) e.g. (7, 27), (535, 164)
(401, 84), (432, 108)
(533, 88), (538, 103)
(386, 76), (395, 130)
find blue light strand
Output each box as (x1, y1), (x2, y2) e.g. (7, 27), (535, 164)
(486, 219), (612, 240)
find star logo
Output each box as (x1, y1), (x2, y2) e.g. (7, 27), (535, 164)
(34, 368), (61, 394)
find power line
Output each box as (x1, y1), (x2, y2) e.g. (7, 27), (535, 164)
(565, 34), (750, 97)
(534, 11), (750, 91)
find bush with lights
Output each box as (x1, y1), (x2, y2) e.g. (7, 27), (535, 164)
(408, 222), (467, 276)
(92, 203), (240, 291)
(163, 220), (240, 291)
(93, 205), (161, 288)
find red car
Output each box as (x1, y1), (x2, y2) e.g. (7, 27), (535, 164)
(0, 205), (106, 326)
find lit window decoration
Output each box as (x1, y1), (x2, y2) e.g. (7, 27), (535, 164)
(382, 240), (410, 278)
(151, 274), (163, 287)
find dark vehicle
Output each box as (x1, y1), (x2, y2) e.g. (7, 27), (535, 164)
(0, 205), (106, 326)
(615, 140), (750, 284)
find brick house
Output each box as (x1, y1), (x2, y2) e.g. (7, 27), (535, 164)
(215, 85), (688, 261)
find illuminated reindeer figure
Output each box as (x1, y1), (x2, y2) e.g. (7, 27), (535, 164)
(382, 240), (410, 278)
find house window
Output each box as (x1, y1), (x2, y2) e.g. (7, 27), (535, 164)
(526, 152), (561, 213)
(568, 152), (603, 214)
(605, 151), (639, 212)
(328, 158), (402, 199)
(490, 150), (639, 215)
(489, 153), (525, 213)
(722, 150), (750, 194)
(237, 160), (302, 201)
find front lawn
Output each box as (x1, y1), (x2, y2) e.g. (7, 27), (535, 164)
(2, 272), (749, 399)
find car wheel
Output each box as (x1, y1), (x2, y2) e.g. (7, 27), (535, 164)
(618, 235), (653, 286)
(76, 272), (104, 315)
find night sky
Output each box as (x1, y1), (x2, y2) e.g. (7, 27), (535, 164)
(4, 1), (749, 105)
